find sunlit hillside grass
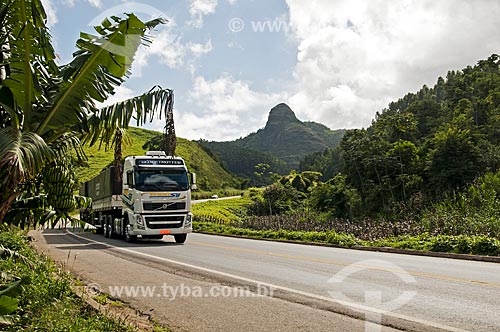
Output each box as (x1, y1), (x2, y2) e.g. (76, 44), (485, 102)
(75, 127), (237, 190)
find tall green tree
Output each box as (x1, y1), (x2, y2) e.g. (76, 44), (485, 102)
(0, 0), (173, 224)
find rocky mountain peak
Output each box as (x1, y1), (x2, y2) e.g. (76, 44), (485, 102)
(264, 103), (301, 129)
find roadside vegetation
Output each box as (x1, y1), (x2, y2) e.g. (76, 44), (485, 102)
(0, 0), (175, 329)
(0, 228), (140, 331)
(193, 171), (500, 257)
(192, 196), (252, 224)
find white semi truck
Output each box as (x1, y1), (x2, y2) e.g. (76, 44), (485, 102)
(79, 151), (196, 243)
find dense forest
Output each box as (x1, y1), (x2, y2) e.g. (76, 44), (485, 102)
(299, 54), (500, 216)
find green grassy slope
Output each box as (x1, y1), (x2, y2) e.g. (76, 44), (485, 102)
(75, 127), (236, 190)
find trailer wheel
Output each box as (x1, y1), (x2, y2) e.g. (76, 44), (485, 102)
(108, 215), (118, 239)
(104, 222), (110, 238)
(102, 213), (110, 238)
(174, 234), (187, 244)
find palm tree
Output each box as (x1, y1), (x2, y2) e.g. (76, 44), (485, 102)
(0, 0), (174, 223)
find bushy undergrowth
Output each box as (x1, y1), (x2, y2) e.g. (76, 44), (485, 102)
(0, 228), (133, 332)
(194, 222), (360, 247)
(421, 173), (500, 238)
(371, 234), (500, 256)
(239, 214), (426, 241)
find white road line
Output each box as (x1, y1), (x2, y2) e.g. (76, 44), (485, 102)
(67, 230), (469, 332)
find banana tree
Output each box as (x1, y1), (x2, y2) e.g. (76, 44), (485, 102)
(0, 0), (173, 224)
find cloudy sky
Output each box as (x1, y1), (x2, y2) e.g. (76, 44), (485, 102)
(41, 0), (500, 141)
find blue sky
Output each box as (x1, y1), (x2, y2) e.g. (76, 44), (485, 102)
(41, 0), (500, 141)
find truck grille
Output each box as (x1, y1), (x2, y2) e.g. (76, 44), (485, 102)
(145, 216), (184, 229)
(143, 202), (186, 211)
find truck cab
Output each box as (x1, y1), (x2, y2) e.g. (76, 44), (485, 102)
(120, 151), (196, 243)
(79, 151), (196, 244)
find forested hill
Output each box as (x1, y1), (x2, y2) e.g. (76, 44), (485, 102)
(200, 103), (346, 184)
(301, 54), (500, 213)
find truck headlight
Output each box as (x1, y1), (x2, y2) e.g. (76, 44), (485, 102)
(185, 214), (192, 227)
(137, 215), (143, 225)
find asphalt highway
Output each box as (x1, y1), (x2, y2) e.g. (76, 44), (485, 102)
(38, 230), (500, 332)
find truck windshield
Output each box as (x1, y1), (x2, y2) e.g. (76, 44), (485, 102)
(135, 169), (189, 191)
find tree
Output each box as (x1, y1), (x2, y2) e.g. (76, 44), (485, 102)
(0, 0), (173, 224)
(308, 174), (360, 219)
(162, 102), (176, 156)
(426, 127), (480, 194)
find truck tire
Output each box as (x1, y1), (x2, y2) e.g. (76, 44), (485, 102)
(108, 216), (114, 239)
(124, 222), (137, 243)
(174, 234), (187, 244)
(104, 222), (110, 238)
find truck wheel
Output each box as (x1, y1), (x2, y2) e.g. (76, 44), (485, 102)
(108, 216), (116, 239)
(174, 234), (187, 244)
(104, 221), (110, 238)
(124, 224), (137, 243)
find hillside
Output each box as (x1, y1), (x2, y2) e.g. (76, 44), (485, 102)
(201, 103), (346, 181)
(75, 127), (237, 190)
(301, 54), (500, 214)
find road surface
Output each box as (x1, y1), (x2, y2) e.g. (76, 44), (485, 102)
(34, 230), (500, 332)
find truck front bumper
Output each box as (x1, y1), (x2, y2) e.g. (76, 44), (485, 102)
(129, 213), (193, 236)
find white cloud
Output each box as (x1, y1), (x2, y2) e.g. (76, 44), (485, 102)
(174, 74), (287, 140)
(285, 0), (500, 129)
(62, 0), (100, 8)
(86, 0), (101, 8)
(188, 39), (213, 57)
(131, 29), (213, 77)
(188, 0), (218, 28)
(62, 0), (76, 7)
(40, 0), (58, 26)
(97, 86), (136, 108)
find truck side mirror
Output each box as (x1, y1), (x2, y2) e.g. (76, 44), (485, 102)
(190, 173), (197, 191)
(126, 171), (134, 188)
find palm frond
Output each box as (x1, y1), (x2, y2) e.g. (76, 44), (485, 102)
(83, 86), (173, 148)
(0, 0), (57, 130)
(0, 127), (54, 190)
(36, 14), (166, 140)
